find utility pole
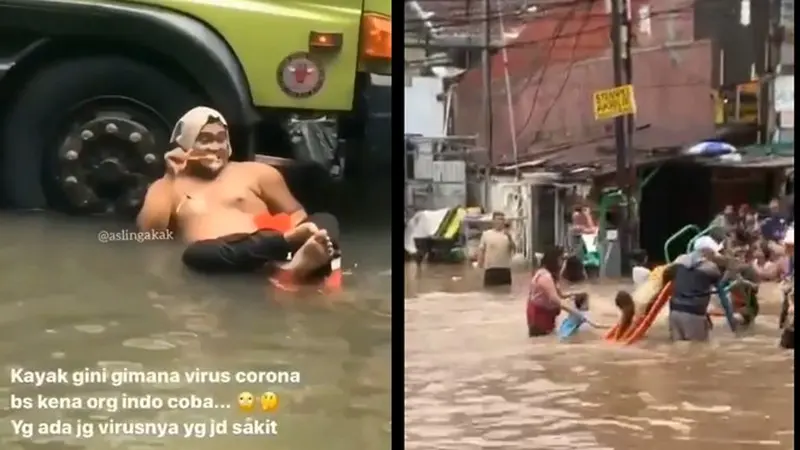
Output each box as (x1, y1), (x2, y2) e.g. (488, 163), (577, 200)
(761, 0), (780, 147)
(481, 0), (494, 210)
(621, 0), (637, 254)
(610, 0), (631, 274)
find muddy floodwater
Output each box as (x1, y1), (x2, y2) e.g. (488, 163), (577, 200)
(0, 212), (391, 450)
(405, 264), (794, 450)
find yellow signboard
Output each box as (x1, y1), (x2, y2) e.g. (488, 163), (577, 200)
(592, 84), (636, 120)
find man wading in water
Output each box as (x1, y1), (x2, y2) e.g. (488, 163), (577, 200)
(478, 212), (515, 289)
(137, 107), (336, 288)
(658, 236), (758, 341)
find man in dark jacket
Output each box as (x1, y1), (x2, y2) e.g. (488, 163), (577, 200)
(665, 236), (726, 342)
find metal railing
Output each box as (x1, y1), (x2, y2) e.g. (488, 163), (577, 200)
(404, 134), (480, 217)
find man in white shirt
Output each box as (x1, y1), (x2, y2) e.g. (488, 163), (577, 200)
(478, 212), (515, 288)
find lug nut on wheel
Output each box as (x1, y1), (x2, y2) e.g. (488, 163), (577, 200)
(105, 123), (118, 134)
(64, 150), (79, 161)
(80, 130), (94, 140)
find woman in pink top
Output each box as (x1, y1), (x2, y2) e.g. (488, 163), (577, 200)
(527, 247), (603, 336)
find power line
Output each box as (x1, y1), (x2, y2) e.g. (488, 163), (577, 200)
(405, 0), (744, 48)
(405, 0), (735, 28)
(522, 0), (596, 151)
(408, 0), (747, 168)
(512, 0), (593, 151)
(407, 0), (716, 86)
(405, 21), (613, 50)
(507, 0), (583, 106)
(406, 6), (697, 51)
(405, 0), (585, 29)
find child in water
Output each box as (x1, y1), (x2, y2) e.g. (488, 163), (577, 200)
(559, 291), (636, 340)
(601, 290), (637, 341)
(557, 292), (590, 338)
(614, 291), (636, 337)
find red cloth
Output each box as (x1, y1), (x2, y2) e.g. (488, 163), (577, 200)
(526, 271), (560, 334)
(526, 301), (559, 334)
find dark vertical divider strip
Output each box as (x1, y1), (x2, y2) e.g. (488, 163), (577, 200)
(391, 3), (405, 448)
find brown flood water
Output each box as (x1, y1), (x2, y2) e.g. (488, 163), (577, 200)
(405, 264), (794, 450)
(0, 213), (391, 450)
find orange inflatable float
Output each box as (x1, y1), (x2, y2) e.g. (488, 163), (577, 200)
(253, 212), (293, 233)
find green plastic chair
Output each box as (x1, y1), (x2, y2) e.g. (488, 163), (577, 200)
(663, 224), (701, 262)
(685, 224), (718, 254)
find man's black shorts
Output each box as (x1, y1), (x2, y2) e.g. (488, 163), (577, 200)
(483, 267), (512, 288)
(181, 212), (339, 274)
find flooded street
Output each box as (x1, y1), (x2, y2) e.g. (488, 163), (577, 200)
(0, 213), (391, 449)
(405, 265), (793, 450)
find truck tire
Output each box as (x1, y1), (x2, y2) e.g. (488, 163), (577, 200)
(0, 56), (202, 211)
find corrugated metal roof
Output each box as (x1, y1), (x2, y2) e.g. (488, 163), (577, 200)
(740, 142), (794, 156)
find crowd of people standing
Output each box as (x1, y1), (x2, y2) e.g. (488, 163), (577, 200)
(709, 198), (793, 282)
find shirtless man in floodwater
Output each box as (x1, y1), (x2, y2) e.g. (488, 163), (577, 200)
(136, 107), (335, 282)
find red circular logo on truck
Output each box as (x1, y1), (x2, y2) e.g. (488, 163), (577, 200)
(276, 52), (326, 99)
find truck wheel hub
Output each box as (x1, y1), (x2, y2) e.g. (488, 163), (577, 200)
(55, 116), (161, 213)
(95, 157), (128, 183)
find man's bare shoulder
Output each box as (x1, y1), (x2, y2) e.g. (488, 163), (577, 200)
(228, 161), (282, 178)
(147, 177), (173, 192)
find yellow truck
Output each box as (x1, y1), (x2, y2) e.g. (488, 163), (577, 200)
(0, 0), (391, 215)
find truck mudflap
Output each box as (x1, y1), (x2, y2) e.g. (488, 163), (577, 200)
(255, 154), (339, 214)
(285, 118), (344, 180)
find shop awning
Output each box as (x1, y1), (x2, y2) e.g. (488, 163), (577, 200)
(696, 154), (794, 168)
